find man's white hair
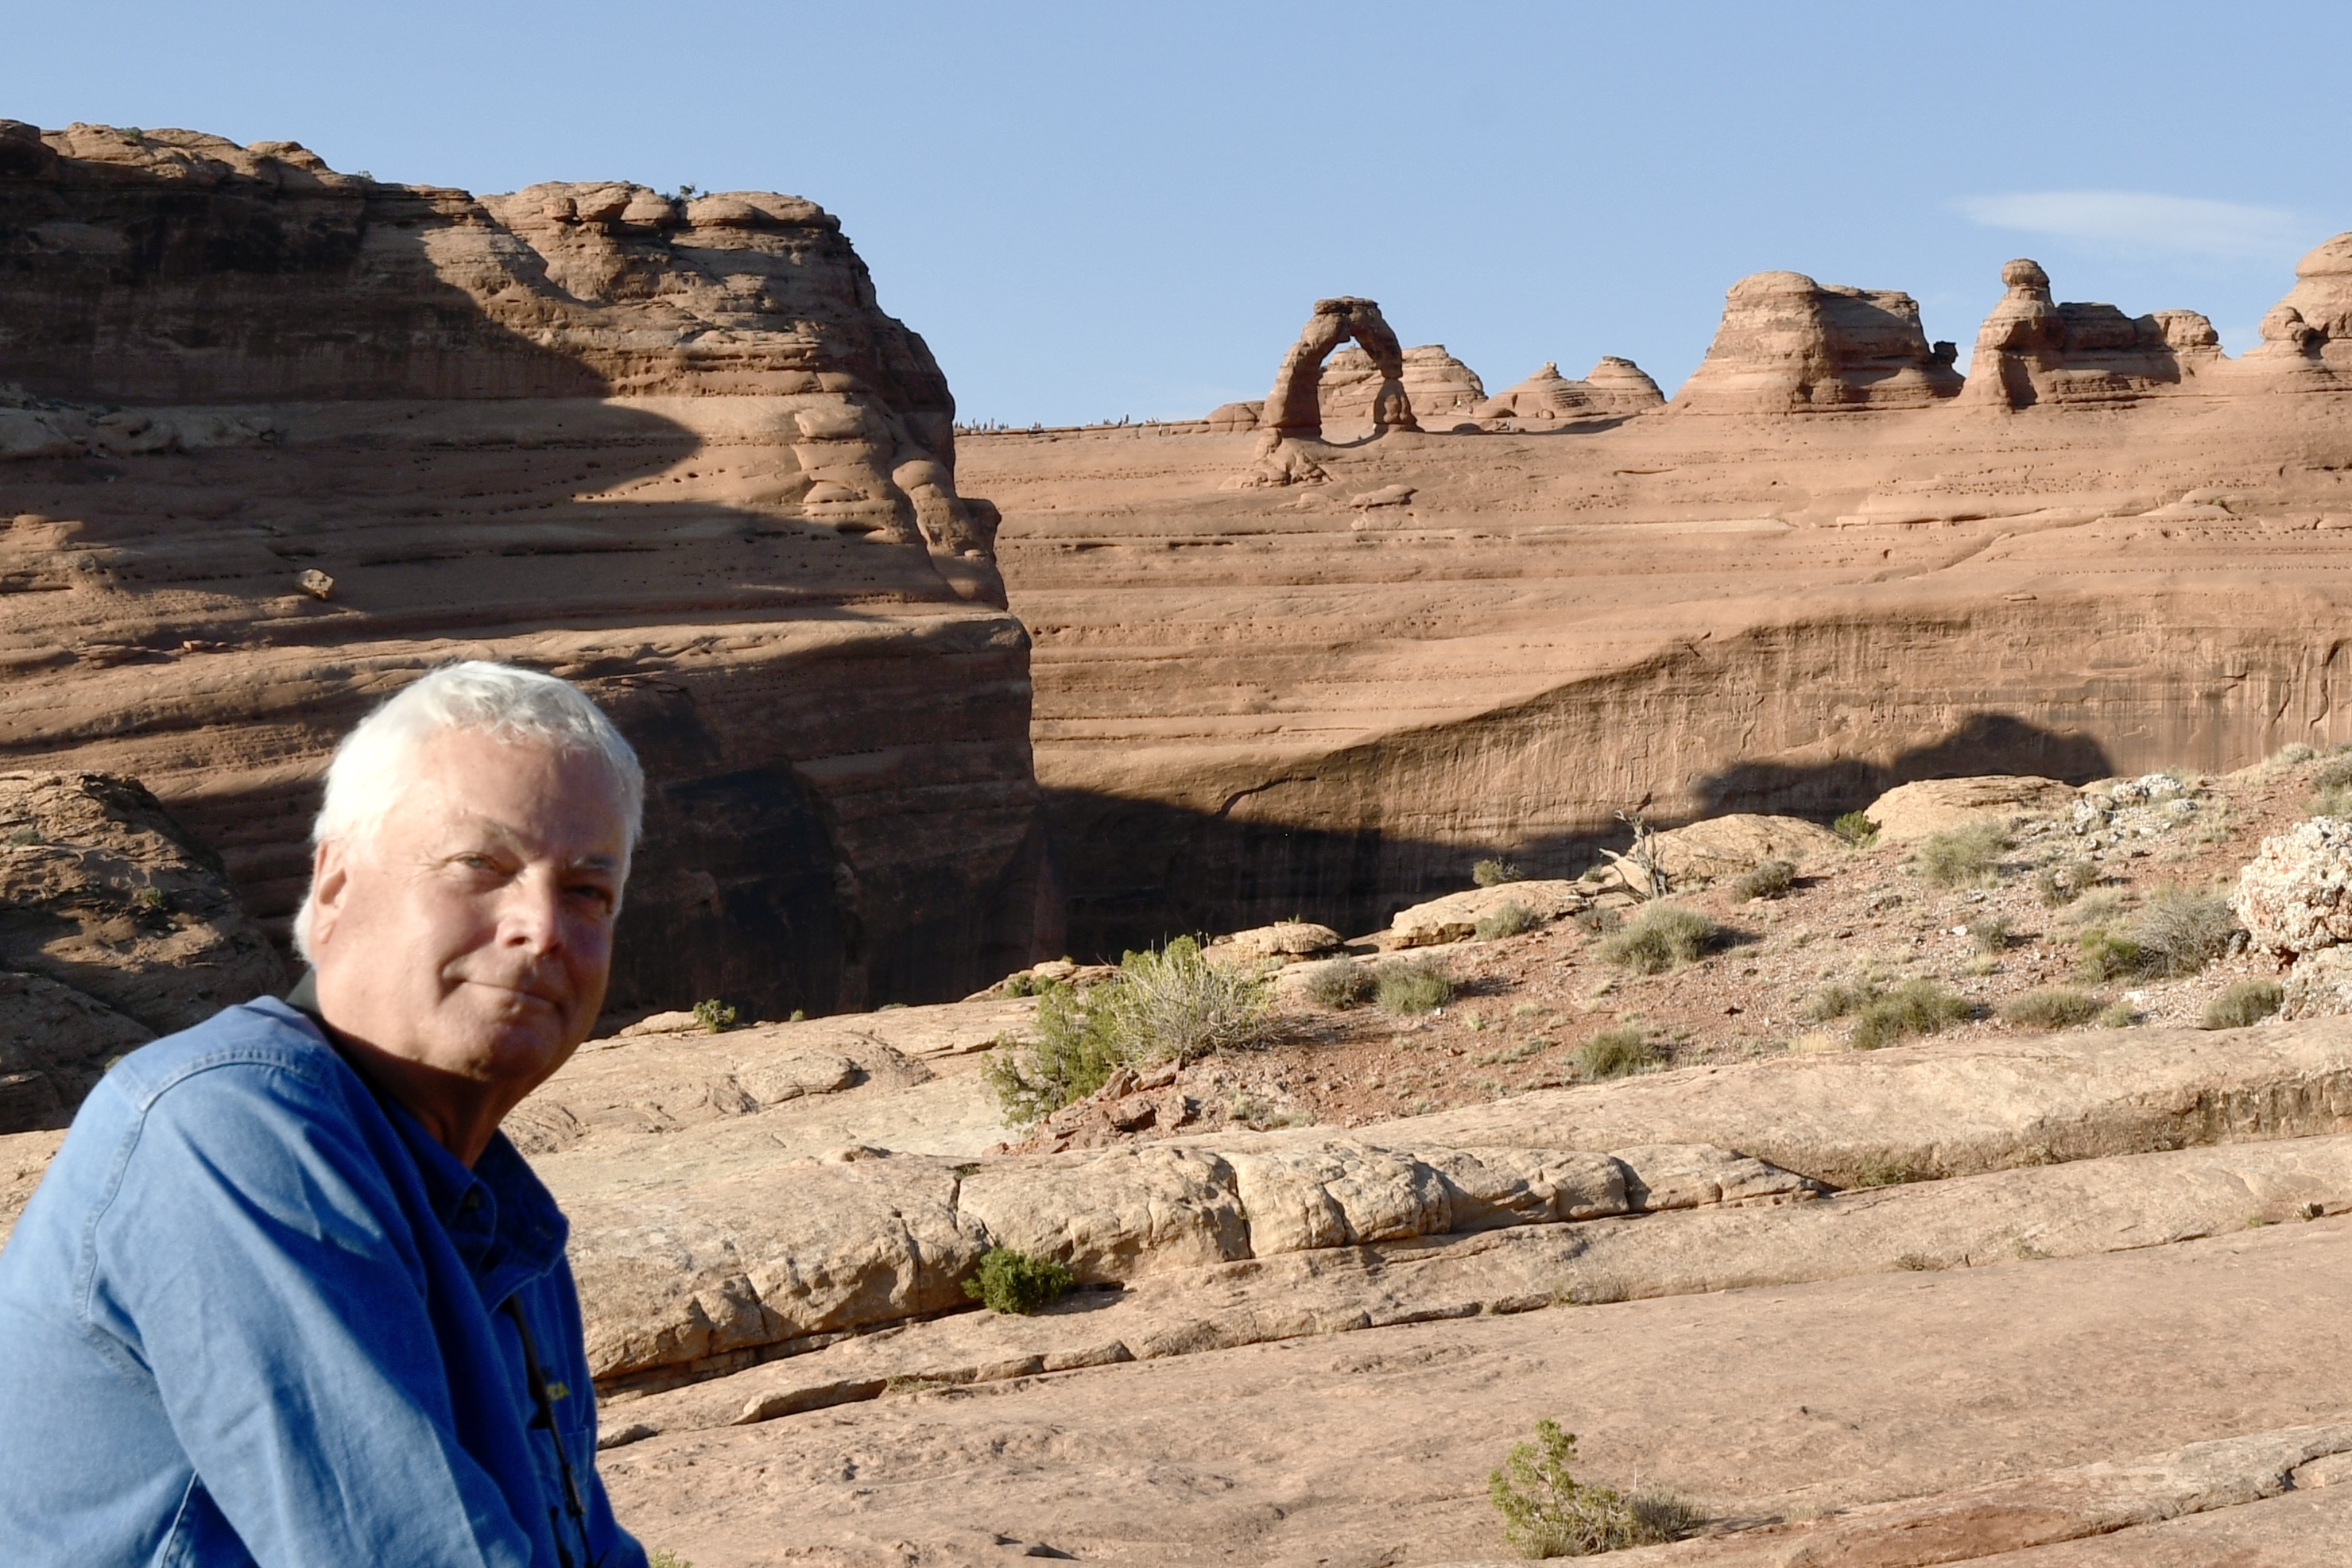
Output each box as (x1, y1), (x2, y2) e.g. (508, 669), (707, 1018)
(290, 661), (645, 962)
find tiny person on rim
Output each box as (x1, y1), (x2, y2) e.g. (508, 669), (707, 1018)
(0, 663), (652, 1566)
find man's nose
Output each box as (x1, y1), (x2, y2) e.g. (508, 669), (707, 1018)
(498, 871), (566, 953)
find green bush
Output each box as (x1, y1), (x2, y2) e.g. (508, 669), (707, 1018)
(1377, 958), (1455, 1015)
(984, 937), (1270, 1122)
(1730, 859), (1796, 902)
(1475, 901), (1540, 941)
(2076, 929), (2145, 982)
(1575, 1028), (1656, 1080)
(2001, 987), (2101, 1030)
(999, 970), (1069, 999)
(2132, 888), (2238, 977)
(962, 1246), (1076, 1314)
(2316, 756), (2352, 792)
(2203, 979), (2285, 1030)
(1473, 857), (1526, 887)
(1832, 811), (1880, 848)
(1487, 1418), (1702, 1558)
(1596, 903), (1715, 974)
(649, 1551), (694, 1568)
(1913, 820), (2011, 889)
(1850, 978), (1970, 1048)
(2036, 858), (2098, 908)
(1300, 958), (1373, 1009)
(691, 997), (738, 1033)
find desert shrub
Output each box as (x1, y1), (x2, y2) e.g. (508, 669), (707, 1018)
(962, 1246), (1075, 1314)
(1575, 1028), (1656, 1080)
(1804, 978), (1881, 1022)
(1850, 978), (1971, 1048)
(1730, 859), (1796, 902)
(1913, 820), (2011, 889)
(999, 970), (1071, 999)
(2311, 784), (2352, 818)
(1475, 901), (1540, 940)
(2276, 742), (2317, 767)
(1573, 904), (1624, 936)
(649, 1551), (694, 1568)
(2076, 929), (2146, 982)
(1377, 958), (1455, 1015)
(2316, 755), (2352, 792)
(2132, 888), (2238, 977)
(1473, 857), (1526, 887)
(1487, 1418), (1701, 1558)
(1300, 958), (1373, 1009)
(1832, 811), (1880, 848)
(2036, 858), (2098, 907)
(2098, 1001), (2141, 1028)
(2203, 979), (2285, 1030)
(1845, 1160), (1916, 1189)
(1596, 903), (1715, 974)
(1966, 914), (2016, 954)
(691, 997), (738, 1033)
(985, 938), (1270, 1121)
(2001, 987), (2101, 1030)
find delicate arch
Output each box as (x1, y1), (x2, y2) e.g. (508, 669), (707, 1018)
(1262, 296), (1419, 439)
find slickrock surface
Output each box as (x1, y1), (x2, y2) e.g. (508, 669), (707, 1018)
(599, 1218), (2352, 1566)
(0, 121), (1042, 1018)
(971, 239), (2352, 952)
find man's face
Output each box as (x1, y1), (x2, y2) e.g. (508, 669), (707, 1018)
(307, 729), (629, 1097)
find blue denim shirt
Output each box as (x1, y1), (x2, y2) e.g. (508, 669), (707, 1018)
(0, 996), (646, 1568)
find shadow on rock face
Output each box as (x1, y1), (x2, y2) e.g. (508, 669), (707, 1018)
(1692, 714), (2116, 822)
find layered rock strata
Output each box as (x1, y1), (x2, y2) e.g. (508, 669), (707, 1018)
(1472, 357), (1664, 421)
(1961, 257), (2225, 408)
(1261, 296), (1417, 439)
(1671, 269), (1963, 412)
(0, 122), (1041, 1017)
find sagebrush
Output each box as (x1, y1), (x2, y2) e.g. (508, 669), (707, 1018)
(2203, 979), (2284, 1030)
(1477, 901), (1540, 940)
(1575, 1028), (1656, 1080)
(1850, 978), (1970, 1047)
(1730, 859), (1796, 902)
(2036, 858), (2098, 907)
(1377, 958), (1454, 1015)
(1300, 958), (1373, 1009)
(1487, 1418), (1702, 1558)
(983, 936), (1269, 1122)
(1913, 820), (2011, 888)
(2131, 888), (2237, 977)
(1474, 857), (1527, 887)
(1831, 811), (1879, 847)
(2001, 987), (2101, 1030)
(1596, 903), (1715, 974)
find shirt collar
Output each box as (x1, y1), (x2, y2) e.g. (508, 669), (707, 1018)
(283, 969), (570, 1295)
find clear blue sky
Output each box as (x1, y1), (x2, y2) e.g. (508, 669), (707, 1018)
(10, 2), (2347, 425)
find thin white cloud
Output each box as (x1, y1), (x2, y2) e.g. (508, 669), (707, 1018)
(1954, 190), (2300, 261)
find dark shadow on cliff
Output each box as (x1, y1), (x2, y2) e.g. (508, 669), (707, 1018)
(1046, 711), (2112, 963)
(1, 153), (1044, 1024)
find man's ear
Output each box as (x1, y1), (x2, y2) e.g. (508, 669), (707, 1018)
(308, 839), (351, 950)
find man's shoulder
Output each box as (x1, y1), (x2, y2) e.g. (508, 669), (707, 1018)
(100, 997), (345, 1114)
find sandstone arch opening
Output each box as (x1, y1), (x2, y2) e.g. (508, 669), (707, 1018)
(1262, 296), (1421, 441)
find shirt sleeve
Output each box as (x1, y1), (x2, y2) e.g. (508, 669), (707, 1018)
(80, 1061), (541, 1568)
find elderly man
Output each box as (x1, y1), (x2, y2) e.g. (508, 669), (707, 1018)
(0, 662), (650, 1566)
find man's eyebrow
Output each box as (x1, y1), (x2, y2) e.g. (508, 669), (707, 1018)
(568, 853), (622, 875)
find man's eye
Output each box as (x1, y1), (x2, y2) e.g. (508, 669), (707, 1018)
(568, 884), (617, 912)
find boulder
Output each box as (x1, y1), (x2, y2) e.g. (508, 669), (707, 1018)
(2238, 232), (2352, 391)
(1672, 270), (1963, 414)
(955, 1145), (1250, 1282)
(2282, 946), (2352, 1020)
(1473, 357), (1664, 423)
(1643, 813), (1850, 883)
(1862, 775), (2078, 843)
(2238, 817), (2352, 957)
(1223, 1142), (1454, 1253)
(1203, 401), (1261, 432)
(1209, 921), (1343, 965)
(1380, 879), (1587, 948)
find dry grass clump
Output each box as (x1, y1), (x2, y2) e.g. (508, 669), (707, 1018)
(1574, 1028), (1656, 1080)
(1488, 1419), (1703, 1558)
(2001, 986), (2102, 1030)
(1850, 978), (1971, 1048)
(1804, 976), (1881, 1022)
(1596, 903), (1716, 974)
(1377, 957), (1455, 1015)
(1473, 857), (1526, 887)
(2203, 979), (2285, 1030)
(1730, 859), (1796, 903)
(1913, 820), (2012, 889)
(1300, 958), (1372, 1009)
(1476, 901), (1540, 940)
(2075, 929), (2145, 982)
(1966, 914), (2017, 954)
